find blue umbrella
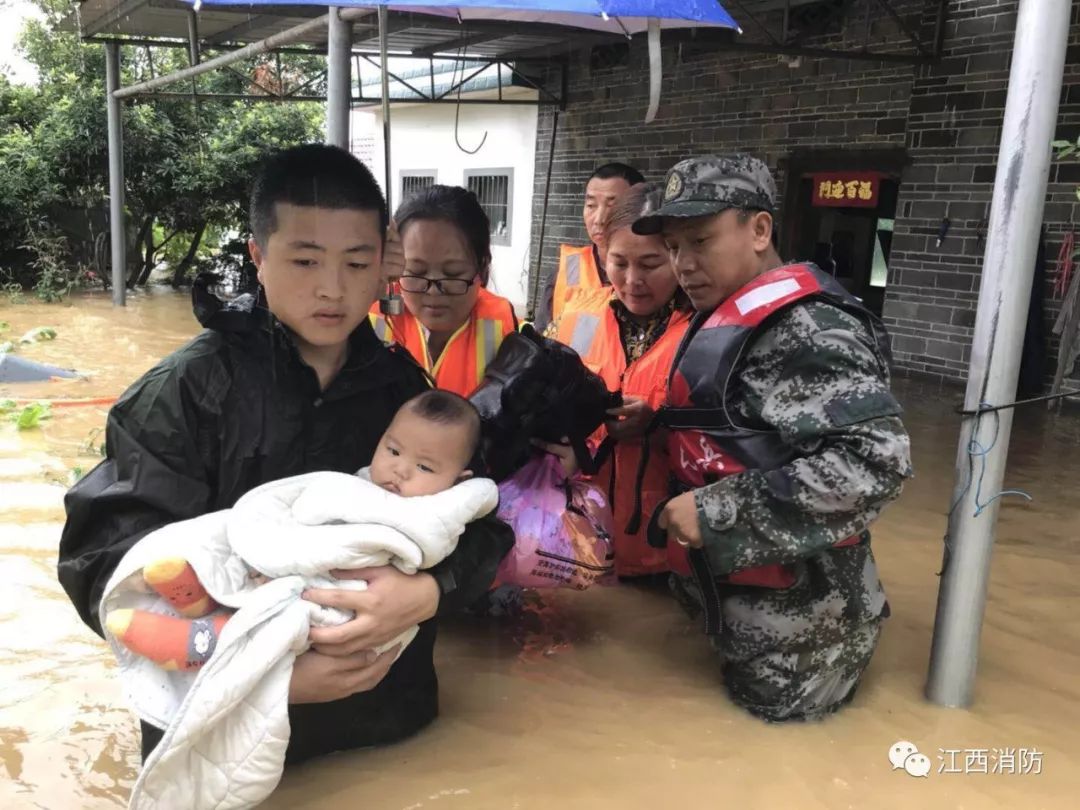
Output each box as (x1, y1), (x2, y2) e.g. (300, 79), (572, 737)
(193, 1), (738, 32)
(379, 1), (739, 33)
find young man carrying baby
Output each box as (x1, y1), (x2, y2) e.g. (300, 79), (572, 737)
(58, 144), (513, 763)
(106, 388), (487, 667)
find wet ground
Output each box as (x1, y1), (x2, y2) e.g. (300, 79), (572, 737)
(2, 290), (1078, 809)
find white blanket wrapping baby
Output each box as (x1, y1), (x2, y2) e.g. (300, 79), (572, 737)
(100, 468), (499, 810)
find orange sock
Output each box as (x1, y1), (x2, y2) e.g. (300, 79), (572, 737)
(106, 609), (231, 671)
(143, 557), (216, 618)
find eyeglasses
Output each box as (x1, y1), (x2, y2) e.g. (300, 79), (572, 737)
(399, 274), (477, 296)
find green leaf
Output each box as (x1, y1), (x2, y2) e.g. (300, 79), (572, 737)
(0, 341), (14, 354)
(1053, 140), (1071, 149)
(0, 399), (16, 413)
(0, 321), (8, 332)
(14, 402), (52, 431)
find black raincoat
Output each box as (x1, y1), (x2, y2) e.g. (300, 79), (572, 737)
(57, 288), (513, 763)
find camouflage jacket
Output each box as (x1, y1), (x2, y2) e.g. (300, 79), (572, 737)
(692, 299), (913, 576)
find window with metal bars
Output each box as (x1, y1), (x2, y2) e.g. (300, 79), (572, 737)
(465, 169), (513, 247)
(400, 171), (437, 203)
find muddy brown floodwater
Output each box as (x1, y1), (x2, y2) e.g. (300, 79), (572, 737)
(2, 289), (1079, 810)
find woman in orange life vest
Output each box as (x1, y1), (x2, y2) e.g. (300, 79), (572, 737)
(370, 185), (517, 396)
(545, 184), (692, 578)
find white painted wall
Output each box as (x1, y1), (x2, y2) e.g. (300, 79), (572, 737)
(351, 92), (538, 310)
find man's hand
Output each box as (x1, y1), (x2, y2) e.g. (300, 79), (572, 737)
(657, 491), (703, 549)
(605, 397), (655, 442)
(381, 219), (405, 283)
(304, 567), (439, 657)
(289, 645), (401, 704)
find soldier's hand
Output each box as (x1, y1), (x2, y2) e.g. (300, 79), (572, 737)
(657, 491), (703, 549)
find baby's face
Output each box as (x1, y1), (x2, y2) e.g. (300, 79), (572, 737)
(370, 409), (473, 497)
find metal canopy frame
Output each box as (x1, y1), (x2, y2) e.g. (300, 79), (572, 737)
(90, 34), (565, 106)
(352, 54), (565, 107)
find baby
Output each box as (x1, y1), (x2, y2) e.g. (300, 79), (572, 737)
(106, 389), (482, 670)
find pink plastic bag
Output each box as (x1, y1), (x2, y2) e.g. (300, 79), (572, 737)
(494, 454), (615, 590)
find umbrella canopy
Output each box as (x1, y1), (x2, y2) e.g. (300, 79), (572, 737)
(382, 1), (740, 33)
(189, 1), (738, 33)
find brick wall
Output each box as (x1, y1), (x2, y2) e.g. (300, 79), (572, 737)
(528, 0), (1080, 391)
(885, 0), (1080, 388)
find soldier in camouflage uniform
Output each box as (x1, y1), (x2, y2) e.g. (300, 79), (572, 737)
(632, 155), (913, 722)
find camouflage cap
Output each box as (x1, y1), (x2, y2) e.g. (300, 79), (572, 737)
(632, 154), (778, 235)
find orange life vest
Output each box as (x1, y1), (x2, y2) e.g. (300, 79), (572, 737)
(552, 244), (604, 323)
(370, 286), (518, 397)
(555, 287), (691, 577)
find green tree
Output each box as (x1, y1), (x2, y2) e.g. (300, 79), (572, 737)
(0, 0), (325, 299)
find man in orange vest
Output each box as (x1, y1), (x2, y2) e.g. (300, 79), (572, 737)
(533, 162), (645, 332)
(635, 155), (913, 722)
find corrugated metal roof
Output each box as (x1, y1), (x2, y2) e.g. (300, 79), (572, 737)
(72, 1), (618, 59)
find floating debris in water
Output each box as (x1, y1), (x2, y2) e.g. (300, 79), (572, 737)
(19, 326), (58, 345)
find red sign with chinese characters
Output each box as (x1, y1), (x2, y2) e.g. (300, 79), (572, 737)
(811, 172), (881, 208)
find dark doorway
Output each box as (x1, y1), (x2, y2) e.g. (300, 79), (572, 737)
(779, 149), (908, 317)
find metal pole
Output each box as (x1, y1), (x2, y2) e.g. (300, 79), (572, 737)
(186, 10), (201, 65)
(379, 5), (392, 212)
(105, 42), (126, 306)
(326, 7), (352, 148)
(528, 108), (559, 321)
(926, 0), (1070, 708)
(187, 10), (202, 135)
(114, 16), (329, 99)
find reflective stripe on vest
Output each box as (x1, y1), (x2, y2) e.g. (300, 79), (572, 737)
(476, 317), (499, 378)
(553, 244), (603, 323)
(372, 314), (389, 343)
(564, 252), (581, 286)
(663, 263), (890, 586)
(568, 312), (601, 357)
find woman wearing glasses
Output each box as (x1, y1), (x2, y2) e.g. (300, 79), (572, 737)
(370, 185), (518, 396)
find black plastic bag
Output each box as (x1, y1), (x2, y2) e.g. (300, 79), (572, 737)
(470, 325), (621, 481)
